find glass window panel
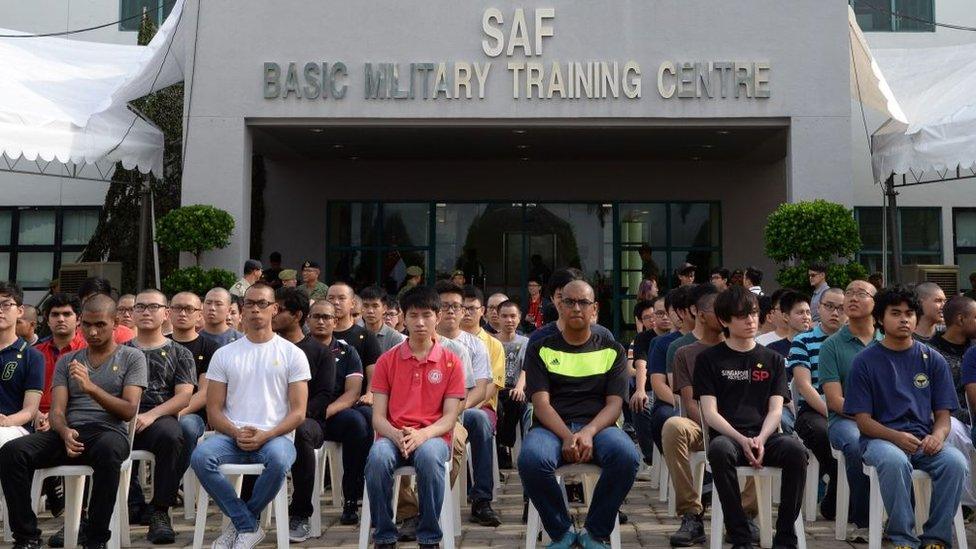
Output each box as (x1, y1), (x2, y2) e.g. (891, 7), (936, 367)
(383, 203), (429, 248)
(328, 202), (378, 248)
(435, 203), (496, 286)
(856, 207), (883, 251)
(382, 250), (426, 296)
(850, 1), (893, 31)
(618, 204), (667, 248)
(669, 251), (720, 286)
(0, 253), (9, 281)
(16, 252), (54, 288)
(902, 253), (941, 266)
(0, 211), (10, 246)
(670, 203), (720, 248)
(62, 210), (100, 246)
(957, 254), (976, 291)
(18, 210), (56, 246)
(858, 253), (885, 276)
(900, 208), (940, 252)
(955, 210), (976, 247)
(327, 249), (378, 288)
(60, 250), (84, 267)
(120, 0), (174, 31)
(894, 0), (934, 31)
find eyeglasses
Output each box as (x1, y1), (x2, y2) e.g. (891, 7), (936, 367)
(808, 273), (820, 278)
(0, 301), (19, 311)
(461, 305), (480, 314)
(440, 303), (463, 312)
(844, 289), (873, 299)
(821, 303), (845, 313)
(170, 305), (201, 315)
(116, 306), (134, 315)
(310, 313), (335, 322)
(133, 303), (167, 313)
(653, 310), (668, 317)
(561, 298), (595, 309)
(242, 299), (274, 309)
(383, 311), (398, 318)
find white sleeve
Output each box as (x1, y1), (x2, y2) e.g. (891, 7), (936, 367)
(206, 348), (228, 383)
(287, 344), (312, 383)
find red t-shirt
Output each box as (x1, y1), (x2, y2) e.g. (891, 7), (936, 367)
(114, 325), (134, 344)
(34, 331), (88, 413)
(371, 340), (466, 444)
(526, 296), (544, 329)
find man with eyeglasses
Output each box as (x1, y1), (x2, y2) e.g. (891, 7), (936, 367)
(190, 283), (311, 549)
(125, 289), (196, 543)
(807, 263), (830, 323)
(485, 292), (509, 334)
(787, 287), (846, 521)
(819, 280), (880, 542)
(519, 280), (639, 549)
(525, 277), (546, 331)
(169, 292), (219, 489)
(270, 287), (337, 542)
(77, 277), (134, 344)
(200, 288), (243, 347)
(709, 268), (730, 292)
(116, 294), (136, 330)
(0, 282), (44, 447)
(360, 286), (405, 354)
(307, 299), (374, 525)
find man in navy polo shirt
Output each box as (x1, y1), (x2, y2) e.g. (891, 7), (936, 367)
(0, 282), (44, 447)
(844, 285), (968, 549)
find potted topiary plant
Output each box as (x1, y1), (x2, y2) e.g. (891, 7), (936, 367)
(156, 205), (237, 296)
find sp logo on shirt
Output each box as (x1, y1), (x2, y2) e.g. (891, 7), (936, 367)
(914, 373), (929, 389)
(752, 368), (770, 382)
(427, 369), (444, 384)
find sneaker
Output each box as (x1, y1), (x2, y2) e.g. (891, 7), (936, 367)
(231, 528), (265, 549)
(921, 544), (947, 549)
(964, 505), (976, 523)
(847, 527), (869, 544)
(578, 531), (610, 549)
(211, 522), (236, 549)
(419, 544), (438, 549)
(618, 510), (628, 525)
(146, 509), (176, 544)
(545, 530), (578, 549)
(397, 515), (418, 542)
(375, 543), (397, 549)
(669, 512), (706, 547)
(340, 499), (360, 525)
(288, 516), (311, 543)
(11, 540), (42, 549)
(470, 500), (502, 526)
(83, 543), (107, 549)
(48, 518), (89, 548)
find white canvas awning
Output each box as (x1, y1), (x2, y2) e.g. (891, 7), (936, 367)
(0, 0), (187, 177)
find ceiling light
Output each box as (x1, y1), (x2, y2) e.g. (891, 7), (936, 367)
(691, 156), (701, 161)
(699, 144), (714, 149)
(512, 129), (527, 135)
(332, 144), (344, 150)
(349, 155), (360, 161)
(516, 144), (530, 150)
(520, 156), (530, 161)
(310, 128), (324, 133)
(716, 130), (730, 135)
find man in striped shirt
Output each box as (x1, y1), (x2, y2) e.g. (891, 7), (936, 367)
(787, 287), (846, 520)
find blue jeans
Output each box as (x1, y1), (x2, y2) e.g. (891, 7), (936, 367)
(517, 424), (639, 541)
(828, 418), (870, 528)
(862, 437), (968, 547)
(189, 433), (296, 533)
(365, 436), (450, 545)
(635, 402), (677, 462)
(179, 414), (207, 475)
(781, 405), (796, 435)
(462, 408), (495, 502)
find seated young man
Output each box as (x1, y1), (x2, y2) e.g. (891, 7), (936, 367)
(518, 280), (639, 549)
(0, 282), (45, 447)
(125, 289), (196, 543)
(190, 282), (311, 549)
(694, 286), (807, 549)
(364, 285), (466, 549)
(0, 295), (147, 549)
(844, 285), (968, 549)
(494, 300), (529, 465)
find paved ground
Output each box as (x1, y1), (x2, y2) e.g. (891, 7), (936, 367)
(15, 467), (976, 548)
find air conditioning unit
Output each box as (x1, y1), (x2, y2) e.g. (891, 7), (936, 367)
(900, 264), (959, 295)
(58, 262), (123, 296)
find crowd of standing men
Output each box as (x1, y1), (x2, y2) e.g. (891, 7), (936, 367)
(0, 258), (970, 549)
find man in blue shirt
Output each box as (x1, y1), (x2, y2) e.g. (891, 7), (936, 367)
(0, 282), (44, 448)
(844, 285), (968, 549)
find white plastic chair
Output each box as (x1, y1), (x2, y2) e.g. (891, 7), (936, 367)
(831, 447), (849, 541)
(311, 440), (343, 537)
(191, 463), (289, 549)
(358, 461), (458, 549)
(524, 463), (622, 549)
(802, 450), (819, 522)
(132, 450), (155, 501)
(181, 431), (214, 521)
(708, 465), (808, 549)
(862, 464), (967, 549)
(648, 443), (661, 490)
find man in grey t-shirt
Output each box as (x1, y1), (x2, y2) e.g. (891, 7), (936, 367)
(0, 295), (146, 549)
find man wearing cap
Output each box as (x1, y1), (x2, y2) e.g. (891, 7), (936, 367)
(299, 261), (329, 302)
(397, 266), (424, 300)
(279, 269), (298, 288)
(230, 260), (263, 298)
(263, 252), (284, 290)
(450, 270), (466, 287)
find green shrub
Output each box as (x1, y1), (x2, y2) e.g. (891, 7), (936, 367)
(156, 205), (235, 266)
(161, 266), (236, 297)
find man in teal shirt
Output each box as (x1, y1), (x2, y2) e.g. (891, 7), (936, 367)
(819, 280), (880, 542)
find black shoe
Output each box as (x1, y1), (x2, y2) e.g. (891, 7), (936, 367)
(618, 510), (628, 525)
(522, 500), (529, 524)
(375, 544), (396, 549)
(340, 499), (360, 525)
(83, 543), (107, 549)
(146, 509), (176, 544)
(45, 483), (65, 518)
(731, 544), (754, 549)
(129, 502), (152, 526)
(12, 539), (42, 549)
(470, 500), (501, 527)
(566, 482), (584, 503)
(724, 519), (760, 544)
(669, 513), (706, 547)
(397, 516), (418, 542)
(419, 544), (438, 549)
(48, 518), (89, 548)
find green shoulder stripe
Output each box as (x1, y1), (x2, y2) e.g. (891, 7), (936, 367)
(538, 346), (617, 377)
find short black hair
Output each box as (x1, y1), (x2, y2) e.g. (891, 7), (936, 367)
(462, 284), (485, 305)
(808, 262), (827, 274)
(709, 267), (730, 281)
(547, 268), (585, 298)
(77, 277), (113, 301)
(434, 280), (464, 300)
(400, 285), (441, 313)
(527, 276), (543, 286)
(498, 299), (521, 314)
(779, 290), (810, 314)
(689, 283), (719, 310)
(384, 296), (400, 311)
(758, 295), (773, 325)
(275, 286), (310, 323)
(0, 281), (24, 306)
(648, 295), (664, 309)
(663, 286), (687, 312)
(872, 284), (922, 329)
(45, 292), (81, 318)
(679, 264), (696, 277)
(359, 285), (387, 302)
(744, 266), (763, 286)
(229, 294), (243, 310)
(942, 295), (976, 327)
(633, 299), (654, 321)
(769, 288), (788, 309)
(714, 285), (759, 326)
(269, 251), (282, 262)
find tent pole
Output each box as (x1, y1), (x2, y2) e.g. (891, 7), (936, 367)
(136, 175), (151, 291)
(885, 174), (901, 284)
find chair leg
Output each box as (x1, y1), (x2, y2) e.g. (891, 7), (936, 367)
(30, 472), (44, 515)
(328, 446), (344, 510)
(804, 454), (819, 522)
(491, 436), (501, 500)
(311, 449), (324, 538)
(610, 511), (621, 549)
(64, 475), (86, 549)
(192, 485), (209, 549)
(756, 474), (773, 549)
(649, 445), (661, 490)
(451, 467), (462, 537)
(118, 465), (132, 548)
(273, 482), (289, 549)
(658, 454), (670, 503)
(866, 468), (883, 549)
(441, 462), (456, 549)
(358, 485), (372, 549)
(953, 505), (968, 548)
(794, 513), (807, 549)
(183, 469), (196, 521)
(833, 451), (849, 541)
(525, 499), (540, 549)
(709, 486), (723, 549)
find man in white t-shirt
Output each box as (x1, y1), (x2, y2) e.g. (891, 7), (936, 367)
(190, 283), (311, 549)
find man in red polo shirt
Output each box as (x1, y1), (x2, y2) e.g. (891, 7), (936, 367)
(364, 285), (466, 549)
(34, 293), (85, 430)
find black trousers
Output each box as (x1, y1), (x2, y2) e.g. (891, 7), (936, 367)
(496, 388), (526, 448)
(0, 427), (129, 544)
(707, 432), (807, 547)
(127, 415), (185, 510)
(794, 406), (837, 518)
(289, 418), (325, 519)
(324, 405), (373, 503)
